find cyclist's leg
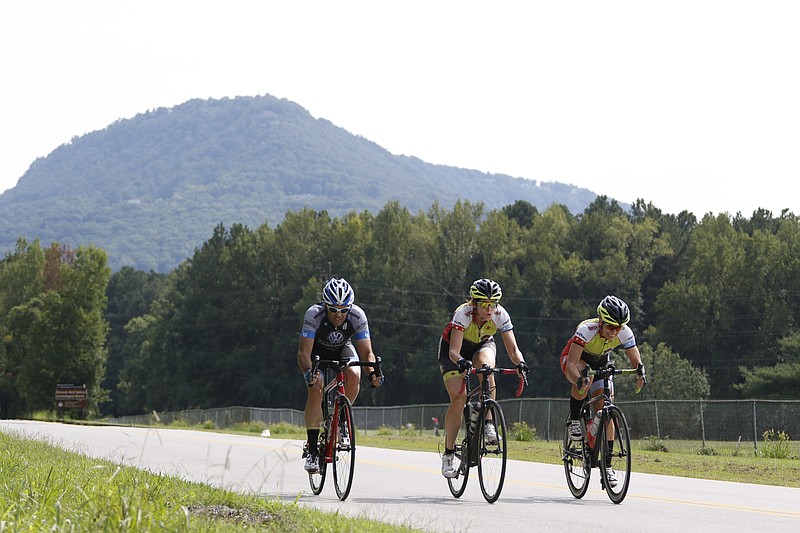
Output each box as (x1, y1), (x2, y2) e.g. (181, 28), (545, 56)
(340, 345), (361, 405)
(472, 340), (497, 401)
(303, 372), (324, 471)
(439, 338), (471, 451)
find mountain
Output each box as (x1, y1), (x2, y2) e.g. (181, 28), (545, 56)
(0, 95), (603, 272)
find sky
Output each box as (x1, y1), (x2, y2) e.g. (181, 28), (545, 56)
(2, 1), (799, 217)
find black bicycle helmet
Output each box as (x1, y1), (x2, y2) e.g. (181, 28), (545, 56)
(322, 278), (355, 307)
(469, 278), (503, 302)
(597, 295), (630, 326)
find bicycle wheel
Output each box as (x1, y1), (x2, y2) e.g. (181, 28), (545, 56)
(600, 405), (631, 504)
(447, 437), (470, 497)
(477, 399), (507, 503)
(308, 431), (327, 495)
(562, 414), (590, 499)
(332, 395), (356, 500)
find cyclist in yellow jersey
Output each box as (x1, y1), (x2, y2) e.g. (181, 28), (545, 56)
(438, 278), (529, 478)
(560, 295), (647, 485)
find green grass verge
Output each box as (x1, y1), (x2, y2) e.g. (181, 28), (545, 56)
(0, 431), (422, 532)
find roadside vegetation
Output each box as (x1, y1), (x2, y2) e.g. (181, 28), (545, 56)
(0, 430), (421, 532)
(3, 418), (798, 531)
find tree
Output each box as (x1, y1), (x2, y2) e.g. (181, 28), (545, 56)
(614, 342), (710, 400)
(735, 363), (800, 399)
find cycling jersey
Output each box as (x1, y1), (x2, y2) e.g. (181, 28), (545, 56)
(300, 303), (370, 360)
(441, 302), (514, 347)
(561, 318), (636, 368)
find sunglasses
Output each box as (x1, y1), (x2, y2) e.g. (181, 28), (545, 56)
(603, 322), (623, 331)
(326, 305), (351, 315)
(475, 300), (497, 309)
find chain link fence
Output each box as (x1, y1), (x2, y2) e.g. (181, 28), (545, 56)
(110, 398), (800, 451)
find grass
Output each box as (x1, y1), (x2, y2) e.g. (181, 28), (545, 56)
(0, 430), (422, 532)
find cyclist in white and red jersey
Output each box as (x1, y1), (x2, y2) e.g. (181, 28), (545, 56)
(438, 278), (529, 478)
(560, 295), (646, 484)
(297, 278), (383, 473)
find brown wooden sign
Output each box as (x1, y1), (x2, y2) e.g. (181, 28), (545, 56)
(55, 383), (88, 408)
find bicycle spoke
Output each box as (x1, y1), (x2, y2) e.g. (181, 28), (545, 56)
(332, 395), (356, 500)
(477, 400), (507, 503)
(601, 406), (631, 503)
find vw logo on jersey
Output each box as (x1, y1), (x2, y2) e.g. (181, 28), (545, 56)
(327, 331), (346, 345)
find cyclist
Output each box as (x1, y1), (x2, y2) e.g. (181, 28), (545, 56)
(438, 278), (529, 478)
(560, 295), (647, 486)
(298, 277), (383, 473)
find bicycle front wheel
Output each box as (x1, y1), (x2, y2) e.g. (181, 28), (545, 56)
(332, 395), (356, 501)
(477, 399), (507, 503)
(562, 414), (590, 499)
(600, 405), (631, 504)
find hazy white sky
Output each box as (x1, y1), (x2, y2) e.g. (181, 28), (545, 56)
(2, 1), (799, 217)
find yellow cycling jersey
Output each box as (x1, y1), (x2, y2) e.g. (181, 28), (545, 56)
(441, 302), (514, 345)
(569, 318), (636, 361)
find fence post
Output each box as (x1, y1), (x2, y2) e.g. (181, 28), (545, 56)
(700, 400), (706, 447)
(546, 399), (551, 443)
(655, 400), (661, 439)
(753, 401), (758, 456)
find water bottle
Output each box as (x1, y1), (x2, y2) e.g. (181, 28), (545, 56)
(468, 402), (480, 433)
(588, 409), (602, 437)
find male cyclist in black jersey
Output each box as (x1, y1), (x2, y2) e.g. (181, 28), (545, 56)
(560, 295), (647, 486)
(297, 277), (383, 473)
(438, 278), (529, 478)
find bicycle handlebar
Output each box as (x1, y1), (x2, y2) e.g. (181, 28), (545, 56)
(458, 364), (527, 397)
(582, 365), (644, 393)
(309, 355), (383, 387)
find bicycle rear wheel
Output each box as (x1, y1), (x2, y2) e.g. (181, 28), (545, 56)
(477, 399), (507, 503)
(332, 395), (356, 500)
(308, 432), (327, 495)
(562, 414), (590, 499)
(600, 405), (631, 504)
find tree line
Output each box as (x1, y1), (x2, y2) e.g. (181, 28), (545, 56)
(2, 197), (799, 418)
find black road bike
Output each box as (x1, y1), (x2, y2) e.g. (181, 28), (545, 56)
(447, 364), (526, 503)
(562, 365), (641, 504)
(303, 355), (381, 501)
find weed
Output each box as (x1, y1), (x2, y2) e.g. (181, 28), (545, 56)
(761, 429), (792, 459)
(642, 435), (669, 452)
(508, 422), (537, 441)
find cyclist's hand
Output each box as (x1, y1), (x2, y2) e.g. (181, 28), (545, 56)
(304, 368), (319, 386)
(636, 363), (647, 391)
(457, 358), (472, 373)
(516, 361), (530, 378)
(575, 376), (589, 391)
(369, 369), (384, 388)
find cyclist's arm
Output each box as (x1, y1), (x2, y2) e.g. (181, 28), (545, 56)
(499, 329), (525, 366)
(565, 341), (587, 387)
(297, 336), (315, 374)
(448, 327), (466, 364)
(354, 337), (382, 386)
(624, 344), (646, 388)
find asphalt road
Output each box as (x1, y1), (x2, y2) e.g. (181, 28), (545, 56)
(1, 420), (798, 532)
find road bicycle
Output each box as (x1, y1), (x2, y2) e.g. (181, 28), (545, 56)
(561, 365), (641, 504)
(303, 355), (381, 501)
(446, 364), (526, 503)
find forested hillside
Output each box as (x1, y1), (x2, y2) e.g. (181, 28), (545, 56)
(4, 197), (799, 418)
(0, 95), (599, 272)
